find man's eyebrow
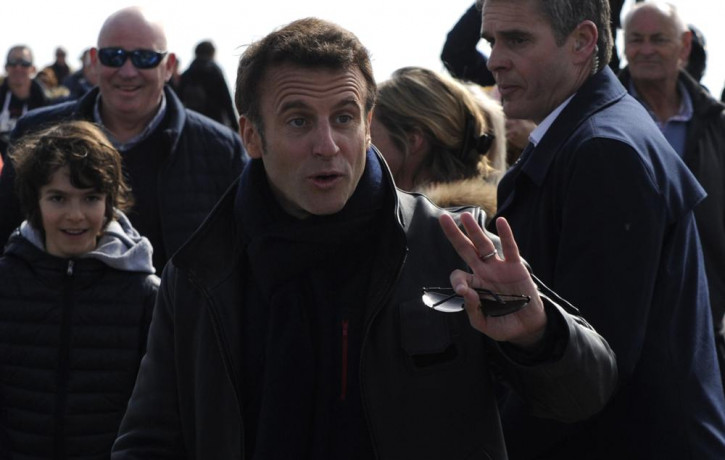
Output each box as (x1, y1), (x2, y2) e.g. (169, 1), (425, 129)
(481, 29), (532, 42)
(278, 99), (310, 114)
(334, 97), (362, 110)
(278, 97), (361, 114)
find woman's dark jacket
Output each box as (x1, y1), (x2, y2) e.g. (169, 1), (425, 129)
(0, 214), (159, 459)
(0, 86), (247, 271)
(111, 149), (616, 459)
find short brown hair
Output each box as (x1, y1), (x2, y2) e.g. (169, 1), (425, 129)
(234, 17), (376, 133)
(10, 121), (133, 232)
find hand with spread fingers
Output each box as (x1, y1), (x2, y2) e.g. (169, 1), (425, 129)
(439, 212), (547, 348)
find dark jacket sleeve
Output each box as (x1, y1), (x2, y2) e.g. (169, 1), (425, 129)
(495, 296), (618, 422)
(440, 4), (496, 87)
(112, 266), (186, 459)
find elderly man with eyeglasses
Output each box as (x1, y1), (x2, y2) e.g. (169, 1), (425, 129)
(0, 7), (246, 273)
(0, 45), (48, 159)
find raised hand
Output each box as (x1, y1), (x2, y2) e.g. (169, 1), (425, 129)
(439, 212), (547, 347)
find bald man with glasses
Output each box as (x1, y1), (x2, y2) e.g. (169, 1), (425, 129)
(0, 7), (247, 273)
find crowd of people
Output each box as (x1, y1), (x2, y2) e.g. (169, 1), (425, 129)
(0, 0), (723, 459)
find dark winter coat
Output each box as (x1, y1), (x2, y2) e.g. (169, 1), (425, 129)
(619, 68), (725, 330)
(496, 67), (725, 459)
(0, 214), (159, 459)
(111, 149), (617, 459)
(178, 58), (238, 131)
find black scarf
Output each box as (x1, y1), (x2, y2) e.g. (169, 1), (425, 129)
(235, 148), (387, 459)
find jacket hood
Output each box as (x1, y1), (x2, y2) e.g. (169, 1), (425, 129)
(18, 210), (155, 274)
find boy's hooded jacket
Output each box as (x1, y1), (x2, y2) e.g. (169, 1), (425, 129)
(0, 211), (159, 459)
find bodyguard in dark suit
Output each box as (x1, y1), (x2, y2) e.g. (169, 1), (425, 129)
(478, 0), (725, 458)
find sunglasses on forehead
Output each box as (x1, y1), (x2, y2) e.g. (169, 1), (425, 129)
(6, 59), (32, 68)
(97, 48), (167, 69)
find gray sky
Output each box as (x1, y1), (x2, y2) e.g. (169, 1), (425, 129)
(4, 0), (724, 98)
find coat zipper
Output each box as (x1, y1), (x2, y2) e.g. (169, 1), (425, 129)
(359, 241), (407, 459)
(55, 259), (75, 457)
(340, 319), (349, 401)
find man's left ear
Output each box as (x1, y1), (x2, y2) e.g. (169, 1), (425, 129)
(571, 21), (598, 61)
(680, 30), (693, 63)
(164, 53), (177, 82)
(365, 110), (373, 148)
(239, 116), (263, 159)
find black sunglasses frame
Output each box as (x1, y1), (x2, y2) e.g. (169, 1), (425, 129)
(422, 287), (531, 317)
(97, 48), (168, 69)
(6, 59), (32, 68)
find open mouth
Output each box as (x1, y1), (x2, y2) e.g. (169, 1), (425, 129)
(62, 229), (88, 236)
(311, 172), (343, 188)
(115, 84), (141, 92)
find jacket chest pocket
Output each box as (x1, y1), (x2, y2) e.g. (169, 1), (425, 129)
(399, 298), (463, 371)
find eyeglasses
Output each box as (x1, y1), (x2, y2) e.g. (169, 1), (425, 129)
(97, 48), (167, 69)
(6, 59), (32, 68)
(422, 287), (530, 317)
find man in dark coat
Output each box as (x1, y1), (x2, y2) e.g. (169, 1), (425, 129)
(110, 17), (617, 459)
(479, 0), (725, 458)
(178, 40), (238, 131)
(0, 45), (48, 158)
(620, 0), (725, 391)
(0, 7), (246, 273)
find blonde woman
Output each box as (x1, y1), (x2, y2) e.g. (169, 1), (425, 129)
(371, 66), (506, 218)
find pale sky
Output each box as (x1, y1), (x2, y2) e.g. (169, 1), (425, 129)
(4, 0), (724, 99)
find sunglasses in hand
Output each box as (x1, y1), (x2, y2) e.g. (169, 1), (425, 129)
(422, 287), (530, 317)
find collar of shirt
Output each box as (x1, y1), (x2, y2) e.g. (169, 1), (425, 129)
(628, 79), (694, 128)
(529, 94), (576, 147)
(93, 93), (168, 152)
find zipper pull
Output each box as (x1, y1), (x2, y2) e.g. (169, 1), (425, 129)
(66, 260), (74, 276)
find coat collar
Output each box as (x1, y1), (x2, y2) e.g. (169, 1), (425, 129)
(172, 146), (404, 289)
(521, 67), (628, 187)
(75, 85), (187, 153)
(619, 66), (725, 120)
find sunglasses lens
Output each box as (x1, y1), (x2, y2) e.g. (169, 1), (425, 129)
(422, 290), (465, 312)
(422, 288), (530, 316)
(98, 48), (127, 67)
(131, 50), (164, 69)
(479, 294), (529, 317)
(6, 59), (32, 68)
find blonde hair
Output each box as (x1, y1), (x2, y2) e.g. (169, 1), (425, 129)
(374, 66), (506, 188)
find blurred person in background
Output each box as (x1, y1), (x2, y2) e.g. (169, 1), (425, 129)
(50, 46), (72, 84)
(371, 66), (506, 218)
(0, 45), (48, 160)
(63, 49), (98, 100)
(178, 40), (238, 130)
